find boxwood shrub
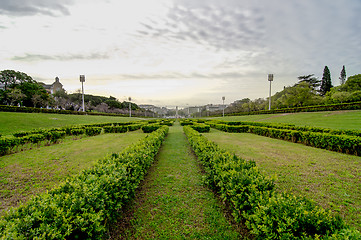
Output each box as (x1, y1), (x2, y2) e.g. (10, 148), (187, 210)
(0, 126), (169, 239)
(183, 126), (360, 239)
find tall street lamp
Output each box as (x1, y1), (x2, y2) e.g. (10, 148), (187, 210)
(222, 96), (225, 117)
(128, 97), (132, 117)
(80, 75), (85, 112)
(268, 74), (273, 110)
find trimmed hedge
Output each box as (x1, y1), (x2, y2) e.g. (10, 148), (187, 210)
(210, 123), (361, 156)
(141, 124), (162, 133)
(190, 123), (210, 133)
(183, 126), (360, 239)
(0, 105), (128, 117)
(1, 122), (143, 157)
(0, 126), (169, 239)
(212, 101), (361, 117)
(103, 126), (128, 134)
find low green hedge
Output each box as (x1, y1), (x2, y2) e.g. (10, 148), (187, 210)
(190, 123), (210, 133)
(213, 120), (361, 138)
(141, 124), (162, 133)
(127, 124), (143, 131)
(103, 126), (128, 133)
(210, 123), (361, 156)
(0, 126), (169, 239)
(212, 101), (361, 117)
(1, 122), (143, 157)
(183, 126), (360, 239)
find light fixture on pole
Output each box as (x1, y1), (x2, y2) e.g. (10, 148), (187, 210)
(268, 74), (273, 110)
(222, 96), (225, 117)
(80, 75), (85, 112)
(128, 97), (132, 117)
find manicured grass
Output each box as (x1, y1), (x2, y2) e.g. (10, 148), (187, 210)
(110, 123), (242, 239)
(205, 129), (361, 231)
(0, 131), (144, 215)
(210, 110), (361, 130)
(0, 112), (142, 136)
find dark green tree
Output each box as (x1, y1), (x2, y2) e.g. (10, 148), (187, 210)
(297, 74), (321, 90)
(339, 65), (346, 85)
(319, 66), (333, 96)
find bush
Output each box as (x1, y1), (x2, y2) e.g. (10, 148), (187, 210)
(190, 123), (210, 133)
(85, 127), (102, 136)
(0, 126), (169, 238)
(183, 126), (358, 239)
(141, 124), (162, 133)
(103, 126), (127, 133)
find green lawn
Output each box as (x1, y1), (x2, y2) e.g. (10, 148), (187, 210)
(205, 129), (361, 231)
(110, 123), (243, 239)
(0, 131), (144, 215)
(209, 110), (361, 130)
(0, 112), (142, 136)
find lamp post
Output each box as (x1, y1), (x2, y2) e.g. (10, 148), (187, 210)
(222, 96), (225, 117)
(128, 97), (132, 117)
(80, 75), (85, 112)
(268, 74), (273, 110)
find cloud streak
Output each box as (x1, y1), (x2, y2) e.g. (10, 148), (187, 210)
(11, 52), (110, 62)
(0, 0), (74, 16)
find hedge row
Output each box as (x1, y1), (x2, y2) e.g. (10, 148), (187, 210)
(1, 122), (144, 156)
(210, 120), (361, 138)
(210, 123), (361, 156)
(190, 123), (210, 133)
(0, 126), (169, 239)
(0, 130), (66, 156)
(141, 124), (162, 133)
(0, 104), (130, 117)
(183, 126), (360, 239)
(215, 101), (361, 117)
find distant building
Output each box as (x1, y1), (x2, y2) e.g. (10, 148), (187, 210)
(205, 104), (227, 112)
(40, 77), (64, 94)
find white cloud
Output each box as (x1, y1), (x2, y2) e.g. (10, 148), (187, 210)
(0, 0), (361, 106)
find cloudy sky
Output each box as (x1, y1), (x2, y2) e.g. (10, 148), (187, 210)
(1, 0), (361, 107)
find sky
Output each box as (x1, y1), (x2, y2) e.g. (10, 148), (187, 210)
(1, 0), (361, 108)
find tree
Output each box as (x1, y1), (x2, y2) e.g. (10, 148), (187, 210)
(319, 66), (333, 96)
(297, 74), (320, 91)
(340, 74), (361, 92)
(339, 65), (346, 85)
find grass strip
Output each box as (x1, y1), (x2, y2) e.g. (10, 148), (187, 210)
(184, 126), (360, 239)
(0, 131), (144, 216)
(204, 129), (361, 231)
(110, 122), (241, 239)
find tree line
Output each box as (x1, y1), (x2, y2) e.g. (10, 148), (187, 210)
(225, 65), (361, 114)
(0, 70), (143, 114)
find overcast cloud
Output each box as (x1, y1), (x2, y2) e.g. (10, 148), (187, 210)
(1, 0), (361, 107)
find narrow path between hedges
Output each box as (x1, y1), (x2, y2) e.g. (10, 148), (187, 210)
(109, 122), (242, 239)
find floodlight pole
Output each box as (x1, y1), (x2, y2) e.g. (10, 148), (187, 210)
(80, 75), (85, 112)
(128, 97), (132, 117)
(222, 96), (225, 117)
(268, 74), (273, 110)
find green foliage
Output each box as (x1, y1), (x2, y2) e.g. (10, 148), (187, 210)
(320, 66), (333, 96)
(85, 127), (102, 136)
(0, 126), (168, 238)
(190, 123), (210, 133)
(0, 70), (50, 107)
(340, 74), (361, 92)
(209, 120), (361, 156)
(0, 104), (128, 117)
(183, 126), (359, 239)
(0, 121), (141, 156)
(141, 124), (162, 133)
(339, 66), (346, 85)
(103, 126), (128, 133)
